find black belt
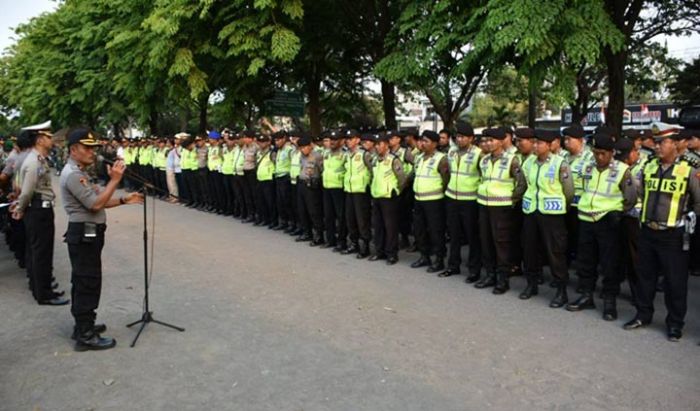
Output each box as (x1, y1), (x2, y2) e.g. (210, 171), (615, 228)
(29, 199), (55, 209)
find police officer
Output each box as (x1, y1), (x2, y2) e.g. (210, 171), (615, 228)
(240, 130), (259, 223)
(152, 138), (169, 198)
(321, 130), (347, 251)
(624, 130), (700, 341)
(388, 130), (415, 249)
(563, 125), (594, 263)
(410, 130), (449, 273)
(518, 129), (574, 307)
(272, 130), (294, 231)
(441, 122), (482, 282)
(220, 131), (237, 216)
(638, 129), (656, 160)
(60, 128), (143, 350)
(296, 136), (325, 245)
(194, 135), (212, 211)
(287, 131), (303, 235)
(681, 129), (700, 276)
(180, 136), (200, 208)
(14, 129), (68, 305)
(207, 131), (226, 214)
(370, 134), (407, 264)
(343, 129), (373, 258)
(255, 134), (276, 227)
(474, 127), (526, 294)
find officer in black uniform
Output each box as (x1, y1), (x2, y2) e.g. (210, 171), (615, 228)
(60, 128), (143, 351)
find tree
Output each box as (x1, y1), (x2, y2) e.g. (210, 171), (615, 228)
(669, 57), (700, 107)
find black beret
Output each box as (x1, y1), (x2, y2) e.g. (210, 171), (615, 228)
(483, 128), (506, 140)
(421, 130), (440, 142)
(534, 129), (559, 143)
(514, 127), (535, 139)
(377, 134), (391, 144)
(639, 129), (654, 139)
(595, 125), (615, 136)
(593, 133), (615, 151)
(328, 130), (342, 140)
(615, 137), (634, 152)
(455, 122), (474, 136)
(562, 125), (585, 139)
(438, 129), (451, 136)
(360, 133), (376, 142)
(67, 128), (101, 147)
(678, 129), (699, 140)
(272, 130), (287, 140)
(256, 134), (270, 142)
(242, 129), (256, 138)
(345, 129), (360, 138)
(502, 126), (514, 135)
(623, 129), (641, 140)
(297, 136), (312, 147)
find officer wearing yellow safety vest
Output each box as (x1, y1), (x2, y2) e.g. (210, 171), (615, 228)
(370, 133), (408, 265)
(343, 129), (373, 258)
(152, 137), (169, 198)
(474, 127), (526, 295)
(207, 131), (226, 214)
(273, 130), (295, 231)
(518, 129), (574, 308)
(562, 125), (594, 263)
(388, 130), (415, 249)
(623, 128), (700, 342)
(566, 133), (636, 321)
(220, 130), (237, 216)
(440, 122), (482, 282)
(410, 130), (450, 273)
(321, 130), (348, 252)
(287, 130), (304, 236)
(255, 134), (276, 227)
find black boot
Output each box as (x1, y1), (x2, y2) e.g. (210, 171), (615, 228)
(474, 271), (496, 289)
(310, 231), (325, 247)
(602, 296), (617, 321)
(519, 275), (539, 300)
(295, 233), (312, 242)
(427, 258), (445, 273)
(341, 243), (358, 255)
(74, 327), (116, 352)
(492, 272), (509, 294)
(549, 284), (568, 308)
(465, 271), (480, 284)
(400, 234), (410, 249)
(356, 240), (370, 259)
(410, 255), (431, 268)
(566, 292), (595, 311)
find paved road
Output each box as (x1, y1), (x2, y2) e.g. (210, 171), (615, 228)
(1, 181), (699, 411)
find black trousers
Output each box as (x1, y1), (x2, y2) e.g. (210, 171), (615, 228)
(223, 174), (236, 214)
(522, 212), (568, 282)
(446, 199), (481, 274)
(156, 169), (167, 196)
(689, 226), (700, 273)
(346, 192), (372, 244)
(565, 207), (580, 263)
(8, 217), (26, 266)
(197, 168), (211, 206)
(635, 226), (689, 328)
(414, 199), (446, 259)
(24, 207), (55, 301)
(182, 170), (198, 204)
(372, 197), (399, 257)
(298, 182), (323, 234)
(242, 170), (257, 218)
(275, 176), (293, 225)
(66, 222), (106, 331)
(323, 188), (346, 246)
(479, 206), (517, 275)
(619, 216), (640, 301)
(211, 170), (226, 211)
(398, 184), (414, 238)
(256, 179), (276, 224)
(175, 172), (187, 201)
(575, 213), (621, 296)
(232, 175), (247, 217)
(289, 183), (299, 228)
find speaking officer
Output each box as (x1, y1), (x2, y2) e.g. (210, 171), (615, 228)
(321, 130), (347, 251)
(273, 130), (294, 231)
(566, 134), (637, 320)
(296, 135), (325, 245)
(410, 130), (449, 273)
(519, 129), (574, 307)
(370, 134), (408, 264)
(623, 130), (700, 342)
(343, 129), (373, 258)
(474, 127), (526, 294)
(14, 129), (68, 305)
(60, 128), (143, 351)
(440, 122), (482, 282)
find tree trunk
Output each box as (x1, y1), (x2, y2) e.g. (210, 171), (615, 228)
(380, 79), (397, 130)
(112, 123), (121, 139)
(198, 94), (209, 134)
(148, 108), (159, 136)
(605, 49), (626, 135)
(528, 80), (537, 128)
(307, 74), (322, 137)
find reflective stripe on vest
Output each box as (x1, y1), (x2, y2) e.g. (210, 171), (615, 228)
(577, 160), (627, 222)
(371, 155), (399, 198)
(522, 155), (566, 215)
(477, 152), (515, 206)
(322, 150), (346, 189)
(344, 149), (371, 193)
(641, 158), (692, 227)
(413, 152), (445, 201)
(568, 149), (594, 206)
(445, 146), (481, 201)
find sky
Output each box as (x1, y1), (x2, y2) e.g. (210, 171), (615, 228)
(0, 0), (698, 60)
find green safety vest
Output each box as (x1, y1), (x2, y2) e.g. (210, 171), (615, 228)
(290, 149), (302, 184)
(208, 146), (223, 171)
(256, 149), (275, 181)
(521, 155), (567, 215)
(322, 150), (346, 189)
(445, 146), (481, 201)
(394, 147), (413, 176)
(413, 152), (446, 201)
(123, 147), (134, 165)
(371, 154), (400, 199)
(577, 160), (628, 222)
(233, 146), (245, 176)
(628, 158), (645, 215)
(153, 148), (168, 170)
(221, 146), (235, 175)
(640, 158), (692, 227)
(477, 152), (515, 207)
(274, 144), (293, 177)
(182, 148), (198, 170)
(344, 148), (371, 193)
(567, 149), (594, 206)
(141, 147), (153, 166)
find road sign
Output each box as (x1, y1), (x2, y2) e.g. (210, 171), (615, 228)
(264, 91), (305, 117)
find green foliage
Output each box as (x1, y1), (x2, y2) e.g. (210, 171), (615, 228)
(669, 57), (700, 107)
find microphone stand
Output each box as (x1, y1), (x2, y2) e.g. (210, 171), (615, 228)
(115, 162), (185, 347)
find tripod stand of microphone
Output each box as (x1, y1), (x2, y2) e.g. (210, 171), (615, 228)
(106, 158), (185, 347)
